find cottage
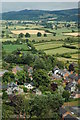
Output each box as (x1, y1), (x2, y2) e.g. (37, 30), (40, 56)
(65, 82), (76, 93)
(0, 70), (8, 77)
(63, 114), (78, 120)
(51, 73), (62, 80)
(53, 67), (70, 78)
(33, 89), (42, 95)
(12, 66), (23, 74)
(6, 82), (19, 95)
(24, 82), (34, 90)
(59, 107), (78, 120)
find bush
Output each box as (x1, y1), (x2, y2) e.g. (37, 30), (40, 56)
(23, 87), (27, 93)
(62, 44), (76, 49)
(37, 32), (42, 37)
(44, 33), (47, 37)
(25, 33), (30, 37)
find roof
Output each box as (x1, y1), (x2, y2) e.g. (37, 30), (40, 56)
(65, 82), (75, 91)
(74, 75), (80, 81)
(24, 82), (34, 86)
(52, 74), (62, 79)
(64, 114), (78, 120)
(8, 82), (18, 88)
(0, 70), (8, 76)
(69, 74), (80, 81)
(59, 107), (67, 115)
(12, 66), (23, 74)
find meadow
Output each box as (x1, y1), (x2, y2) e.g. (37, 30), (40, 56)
(2, 20), (79, 63)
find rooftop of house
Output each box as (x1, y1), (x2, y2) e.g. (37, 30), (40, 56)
(24, 82), (34, 86)
(64, 114), (78, 120)
(0, 70), (8, 76)
(52, 73), (62, 79)
(69, 74), (80, 81)
(53, 67), (70, 76)
(59, 107), (67, 115)
(65, 82), (75, 90)
(8, 82), (18, 88)
(12, 66), (23, 73)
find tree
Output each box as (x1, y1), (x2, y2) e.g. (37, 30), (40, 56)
(18, 33), (24, 38)
(37, 32), (42, 37)
(53, 32), (56, 36)
(23, 87), (27, 93)
(29, 93), (64, 119)
(2, 91), (8, 100)
(33, 69), (50, 87)
(34, 58), (46, 70)
(25, 33), (30, 38)
(3, 72), (15, 83)
(62, 90), (70, 102)
(56, 61), (64, 69)
(16, 71), (26, 85)
(44, 33), (47, 37)
(69, 64), (74, 71)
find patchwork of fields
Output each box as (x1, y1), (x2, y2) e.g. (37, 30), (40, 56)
(2, 21), (79, 63)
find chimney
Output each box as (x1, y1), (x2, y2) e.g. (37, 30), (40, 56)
(71, 71), (73, 74)
(76, 73), (78, 76)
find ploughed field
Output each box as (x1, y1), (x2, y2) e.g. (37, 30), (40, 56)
(11, 30), (49, 35)
(64, 32), (80, 37)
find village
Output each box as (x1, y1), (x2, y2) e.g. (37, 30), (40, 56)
(0, 61), (80, 119)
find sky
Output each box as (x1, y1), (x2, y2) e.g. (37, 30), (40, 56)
(1, 2), (79, 13)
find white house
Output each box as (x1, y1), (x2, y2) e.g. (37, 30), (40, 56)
(24, 82), (34, 90)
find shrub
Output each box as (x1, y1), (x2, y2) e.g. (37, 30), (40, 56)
(23, 87), (27, 93)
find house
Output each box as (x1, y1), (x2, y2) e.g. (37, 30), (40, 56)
(63, 114), (78, 120)
(6, 82), (19, 95)
(12, 66), (23, 74)
(53, 67), (70, 79)
(74, 91), (80, 99)
(24, 82), (34, 90)
(59, 107), (67, 118)
(0, 70), (8, 77)
(33, 89), (42, 95)
(51, 73), (62, 80)
(59, 107), (78, 120)
(65, 82), (76, 93)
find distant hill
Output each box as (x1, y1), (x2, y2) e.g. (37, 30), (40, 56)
(1, 8), (78, 22)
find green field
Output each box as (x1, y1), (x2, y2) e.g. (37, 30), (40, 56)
(2, 20), (79, 64)
(44, 47), (78, 55)
(3, 44), (28, 53)
(34, 42), (63, 50)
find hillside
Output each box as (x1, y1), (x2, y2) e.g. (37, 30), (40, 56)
(1, 8), (78, 21)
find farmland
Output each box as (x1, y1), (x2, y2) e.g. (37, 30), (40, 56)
(64, 32), (80, 37)
(11, 30), (49, 35)
(1, 20), (79, 64)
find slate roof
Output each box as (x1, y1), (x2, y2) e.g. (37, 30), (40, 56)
(69, 73), (76, 80)
(69, 74), (80, 81)
(8, 82), (18, 88)
(24, 82), (34, 86)
(0, 70), (8, 76)
(64, 114), (78, 120)
(59, 107), (67, 116)
(65, 82), (75, 91)
(52, 73), (62, 79)
(12, 66), (23, 74)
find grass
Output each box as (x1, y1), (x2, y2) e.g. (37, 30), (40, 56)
(57, 57), (78, 63)
(63, 100), (79, 107)
(71, 54), (78, 59)
(34, 43), (62, 50)
(3, 44), (28, 53)
(44, 47), (78, 55)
